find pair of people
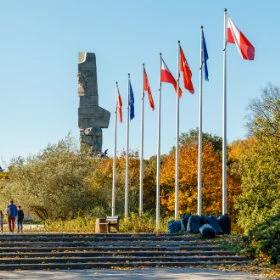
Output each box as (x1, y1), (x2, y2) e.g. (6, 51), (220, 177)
(0, 200), (24, 233)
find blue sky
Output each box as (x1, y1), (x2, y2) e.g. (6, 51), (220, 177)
(0, 1), (279, 167)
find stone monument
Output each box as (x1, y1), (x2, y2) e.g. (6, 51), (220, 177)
(78, 52), (110, 154)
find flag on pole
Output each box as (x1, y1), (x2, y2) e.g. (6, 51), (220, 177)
(117, 86), (123, 123)
(143, 67), (155, 111)
(201, 29), (209, 81)
(226, 15), (255, 60)
(161, 57), (182, 97)
(179, 46), (194, 94)
(128, 80), (135, 120)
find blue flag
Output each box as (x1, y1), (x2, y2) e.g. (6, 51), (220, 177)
(129, 80), (135, 120)
(201, 29), (209, 81)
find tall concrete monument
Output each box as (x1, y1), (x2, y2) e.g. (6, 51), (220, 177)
(78, 52), (110, 154)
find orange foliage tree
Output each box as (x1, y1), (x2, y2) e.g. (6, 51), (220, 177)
(86, 152), (156, 215)
(161, 141), (240, 217)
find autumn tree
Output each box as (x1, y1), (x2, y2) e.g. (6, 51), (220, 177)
(235, 85), (280, 232)
(0, 136), (100, 220)
(161, 131), (241, 217)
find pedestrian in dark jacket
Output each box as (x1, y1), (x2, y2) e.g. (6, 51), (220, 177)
(17, 206), (24, 233)
(7, 200), (17, 232)
(0, 210), (3, 233)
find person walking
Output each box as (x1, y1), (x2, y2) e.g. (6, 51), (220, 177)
(0, 210), (3, 233)
(7, 200), (17, 233)
(17, 206), (24, 233)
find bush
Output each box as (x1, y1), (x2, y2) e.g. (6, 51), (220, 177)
(243, 214), (280, 264)
(44, 216), (96, 233)
(119, 213), (168, 233)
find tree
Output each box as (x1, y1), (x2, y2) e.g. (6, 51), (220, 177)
(0, 136), (100, 220)
(235, 85), (280, 232)
(161, 130), (240, 217)
(179, 129), (222, 153)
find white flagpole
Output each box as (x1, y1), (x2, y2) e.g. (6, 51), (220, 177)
(156, 54), (162, 230)
(112, 82), (118, 216)
(175, 41), (180, 220)
(197, 26), (203, 216)
(139, 64), (145, 217)
(125, 74), (130, 218)
(222, 9), (228, 215)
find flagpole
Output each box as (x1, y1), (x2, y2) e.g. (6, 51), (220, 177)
(139, 64), (145, 216)
(222, 8), (228, 215)
(197, 26), (203, 216)
(112, 82), (118, 216)
(125, 74), (130, 218)
(156, 53), (162, 230)
(175, 41), (180, 220)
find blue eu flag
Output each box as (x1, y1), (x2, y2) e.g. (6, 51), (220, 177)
(201, 29), (209, 81)
(129, 80), (135, 120)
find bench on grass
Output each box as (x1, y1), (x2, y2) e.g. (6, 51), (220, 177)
(95, 216), (119, 233)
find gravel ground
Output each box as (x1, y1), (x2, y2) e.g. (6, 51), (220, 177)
(0, 268), (264, 280)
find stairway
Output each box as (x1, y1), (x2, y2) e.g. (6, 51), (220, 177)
(0, 233), (248, 270)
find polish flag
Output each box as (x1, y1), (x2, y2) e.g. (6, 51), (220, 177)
(143, 67), (155, 111)
(117, 87), (123, 123)
(179, 46), (194, 94)
(161, 58), (182, 97)
(226, 15), (255, 60)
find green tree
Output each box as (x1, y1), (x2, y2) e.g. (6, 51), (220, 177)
(0, 136), (102, 220)
(179, 129), (222, 153)
(235, 85), (280, 232)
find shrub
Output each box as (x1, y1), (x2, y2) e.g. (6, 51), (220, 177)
(242, 214), (280, 264)
(119, 212), (168, 233)
(44, 216), (96, 233)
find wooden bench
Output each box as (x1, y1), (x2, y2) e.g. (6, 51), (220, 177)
(95, 216), (119, 233)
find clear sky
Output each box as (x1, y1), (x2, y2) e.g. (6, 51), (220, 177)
(0, 1), (279, 167)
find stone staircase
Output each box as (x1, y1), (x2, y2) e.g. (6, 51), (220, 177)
(0, 233), (248, 270)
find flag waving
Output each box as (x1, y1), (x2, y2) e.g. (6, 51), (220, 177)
(179, 46), (194, 94)
(143, 66), (155, 111)
(116, 84), (123, 123)
(201, 28), (209, 81)
(161, 57), (182, 97)
(128, 80), (135, 120)
(226, 15), (255, 60)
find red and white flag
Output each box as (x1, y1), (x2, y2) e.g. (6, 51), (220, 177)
(179, 46), (194, 94)
(117, 86), (123, 123)
(226, 15), (255, 60)
(160, 58), (182, 97)
(143, 66), (155, 111)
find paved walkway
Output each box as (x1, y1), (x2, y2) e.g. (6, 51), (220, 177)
(0, 268), (263, 279)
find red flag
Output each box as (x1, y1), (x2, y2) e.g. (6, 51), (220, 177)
(179, 46), (194, 94)
(160, 58), (182, 97)
(226, 16), (255, 60)
(143, 67), (155, 111)
(117, 87), (123, 123)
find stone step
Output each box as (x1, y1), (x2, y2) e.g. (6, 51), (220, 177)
(0, 245), (223, 253)
(0, 260), (249, 270)
(0, 240), (218, 247)
(0, 237), (209, 243)
(0, 233), (248, 270)
(0, 234), (201, 241)
(0, 250), (236, 258)
(0, 255), (247, 264)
